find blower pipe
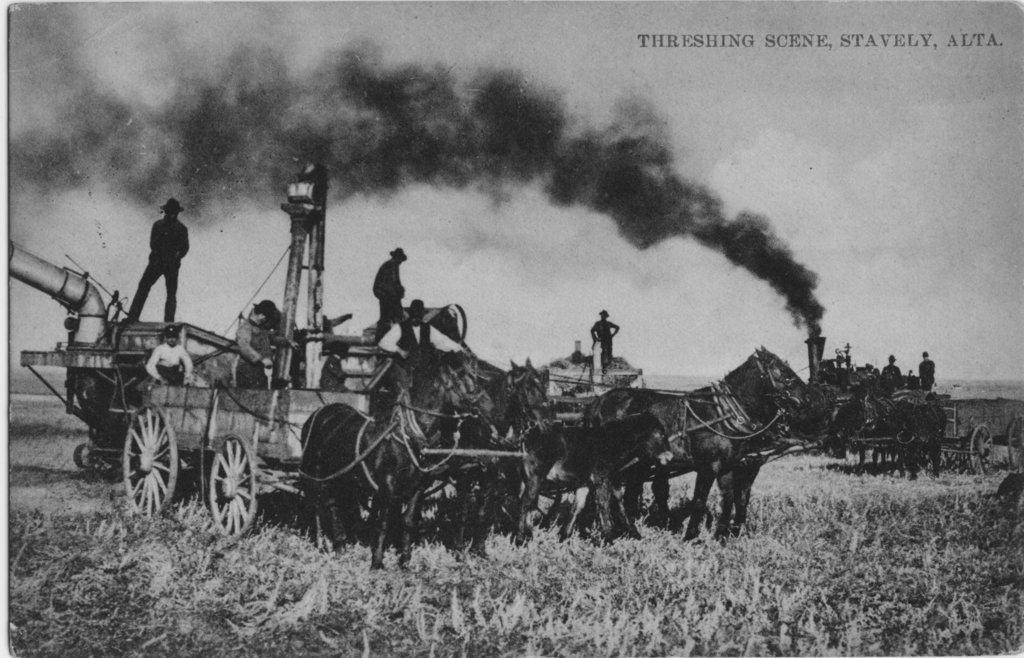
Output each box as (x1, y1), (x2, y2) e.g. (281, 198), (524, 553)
(9, 241), (108, 345)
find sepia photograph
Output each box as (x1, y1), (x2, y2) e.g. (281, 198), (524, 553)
(7, 2), (1024, 655)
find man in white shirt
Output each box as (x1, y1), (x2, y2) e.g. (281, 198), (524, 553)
(378, 299), (464, 359)
(146, 325), (194, 385)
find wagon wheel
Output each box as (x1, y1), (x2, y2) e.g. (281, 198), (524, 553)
(969, 424), (993, 475)
(123, 404), (179, 515)
(208, 435), (259, 536)
(74, 443), (92, 470)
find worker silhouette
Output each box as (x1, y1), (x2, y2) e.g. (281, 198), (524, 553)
(919, 351), (936, 391)
(590, 310), (620, 373)
(126, 198), (189, 323)
(880, 355), (903, 394)
(373, 248), (406, 343)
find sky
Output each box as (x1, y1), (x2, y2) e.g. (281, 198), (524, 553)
(7, 2), (1024, 380)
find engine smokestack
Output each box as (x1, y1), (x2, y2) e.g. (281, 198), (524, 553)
(805, 333), (826, 383)
(9, 242), (108, 346)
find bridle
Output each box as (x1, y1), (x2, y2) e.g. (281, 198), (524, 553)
(436, 358), (493, 417)
(505, 367), (553, 436)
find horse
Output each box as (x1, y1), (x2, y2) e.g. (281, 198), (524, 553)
(826, 389), (943, 478)
(423, 358), (553, 554)
(298, 350), (495, 569)
(586, 347), (806, 540)
(519, 412), (674, 543)
(475, 359), (558, 541)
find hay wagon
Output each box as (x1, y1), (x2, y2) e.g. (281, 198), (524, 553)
(939, 397), (1024, 474)
(545, 342), (645, 425)
(841, 394), (1024, 475)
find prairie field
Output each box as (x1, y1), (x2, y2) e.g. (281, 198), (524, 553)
(8, 395), (1024, 657)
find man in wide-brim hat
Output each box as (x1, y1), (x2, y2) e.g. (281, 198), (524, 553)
(373, 247), (407, 343)
(590, 309), (620, 373)
(126, 197), (190, 323)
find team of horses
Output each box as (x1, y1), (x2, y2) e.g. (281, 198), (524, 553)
(298, 346), (947, 568)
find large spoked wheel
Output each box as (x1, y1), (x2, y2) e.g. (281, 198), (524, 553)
(209, 435), (259, 536)
(123, 405), (179, 515)
(969, 424), (993, 475)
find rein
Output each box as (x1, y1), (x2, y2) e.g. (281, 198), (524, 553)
(684, 401), (784, 441)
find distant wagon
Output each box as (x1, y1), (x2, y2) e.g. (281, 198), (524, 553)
(940, 397), (1024, 474)
(545, 339), (645, 425)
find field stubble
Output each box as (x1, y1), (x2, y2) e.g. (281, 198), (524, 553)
(8, 396), (1024, 657)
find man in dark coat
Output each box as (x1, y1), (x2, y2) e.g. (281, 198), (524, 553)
(126, 198), (189, 322)
(590, 310), (620, 373)
(919, 351), (936, 391)
(373, 247), (406, 342)
(235, 300), (279, 389)
(378, 299), (464, 361)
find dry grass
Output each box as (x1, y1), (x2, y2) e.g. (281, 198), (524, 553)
(8, 397), (1024, 657)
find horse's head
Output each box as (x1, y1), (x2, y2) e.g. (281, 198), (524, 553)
(719, 347), (808, 430)
(506, 358), (553, 431)
(435, 352), (496, 420)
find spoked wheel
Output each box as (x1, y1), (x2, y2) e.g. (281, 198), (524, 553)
(969, 424), (993, 475)
(123, 405), (179, 515)
(209, 435), (259, 536)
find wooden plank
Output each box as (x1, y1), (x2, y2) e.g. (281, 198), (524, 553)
(420, 448), (523, 458)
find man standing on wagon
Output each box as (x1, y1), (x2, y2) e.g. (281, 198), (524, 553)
(880, 355), (903, 394)
(919, 352), (936, 391)
(126, 198), (189, 323)
(590, 310), (620, 373)
(373, 248), (407, 343)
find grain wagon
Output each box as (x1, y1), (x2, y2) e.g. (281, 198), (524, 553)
(12, 165), (481, 535)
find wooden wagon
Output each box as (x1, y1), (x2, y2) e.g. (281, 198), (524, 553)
(939, 397), (1024, 474)
(545, 345), (645, 425)
(13, 165), (517, 537)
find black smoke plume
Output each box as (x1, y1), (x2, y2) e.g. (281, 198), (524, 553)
(10, 41), (823, 331)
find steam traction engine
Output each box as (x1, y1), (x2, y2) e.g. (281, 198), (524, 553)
(12, 166), (469, 534)
(803, 335), (1024, 474)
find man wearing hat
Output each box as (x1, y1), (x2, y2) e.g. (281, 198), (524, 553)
(919, 351), (936, 392)
(590, 310), (620, 373)
(145, 325), (194, 386)
(235, 300), (279, 389)
(126, 198), (190, 323)
(378, 299), (464, 360)
(880, 355), (903, 394)
(373, 247), (407, 342)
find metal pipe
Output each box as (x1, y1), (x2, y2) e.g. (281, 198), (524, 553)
(9, 241), (108, 345)
(805, 334), (826, 384)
